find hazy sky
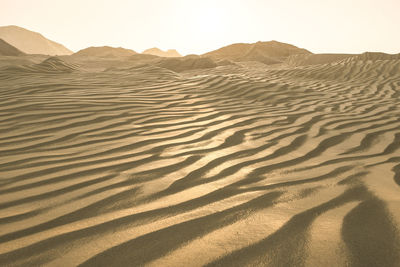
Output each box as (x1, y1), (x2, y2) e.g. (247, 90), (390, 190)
(1, 0), (399, 55)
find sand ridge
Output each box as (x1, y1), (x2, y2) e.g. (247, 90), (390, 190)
(0, 52), (400, 266)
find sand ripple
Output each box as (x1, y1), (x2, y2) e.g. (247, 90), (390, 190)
(1, 58), (400, 266)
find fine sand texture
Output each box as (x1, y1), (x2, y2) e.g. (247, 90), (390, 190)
(0, 53), (400, 266)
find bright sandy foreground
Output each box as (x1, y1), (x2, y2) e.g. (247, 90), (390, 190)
(0, 55), (400, 266)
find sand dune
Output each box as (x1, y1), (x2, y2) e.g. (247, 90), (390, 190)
(156, 55), (218, 72)
(355, 52), (400, 61)
(0, 26), (72, 56)
(284, 53), (356, 66)
(0, 57), (80, 76)
(129, 53), (160, 61)
(0, 48), (400, 266)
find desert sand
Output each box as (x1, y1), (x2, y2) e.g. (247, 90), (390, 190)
(0, 40), (400, 267)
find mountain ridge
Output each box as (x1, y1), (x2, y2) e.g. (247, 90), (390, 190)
(0, 38), (25, 56)
(73, 46), (137, 58)
(202, 40), (311, 64)
(0, 25), (72, 55)
(143, 47), (182, 57)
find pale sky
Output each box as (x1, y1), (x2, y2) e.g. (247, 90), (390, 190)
(1, 0), (399, 55)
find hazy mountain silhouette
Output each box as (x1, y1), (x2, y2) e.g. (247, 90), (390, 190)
(0, 38), (25, 56)
(73, 46), (137, 58)
(0, 25), (72, 55)
(143, 48), (182, 57)
(203, 40), (311, 64)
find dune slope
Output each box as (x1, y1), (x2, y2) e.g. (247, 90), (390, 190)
(0, 39), (25, 56)
(156, 55), (217, 72)
(0, 55), (400, 266)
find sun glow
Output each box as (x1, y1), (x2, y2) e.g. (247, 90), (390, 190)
(189, 3), (229, 37)
(1, 0), (399, 55)
(171, 0), (236, 53)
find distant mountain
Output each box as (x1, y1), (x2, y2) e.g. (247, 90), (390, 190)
(143, 48), (181, 57)
(0, 38), (25, 56)
(0, 25), (72, 55)
(73, 46), (137, 58)
(203, 41), (311, 64)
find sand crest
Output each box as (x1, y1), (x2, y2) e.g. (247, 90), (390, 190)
(0, 47), (400, 266)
